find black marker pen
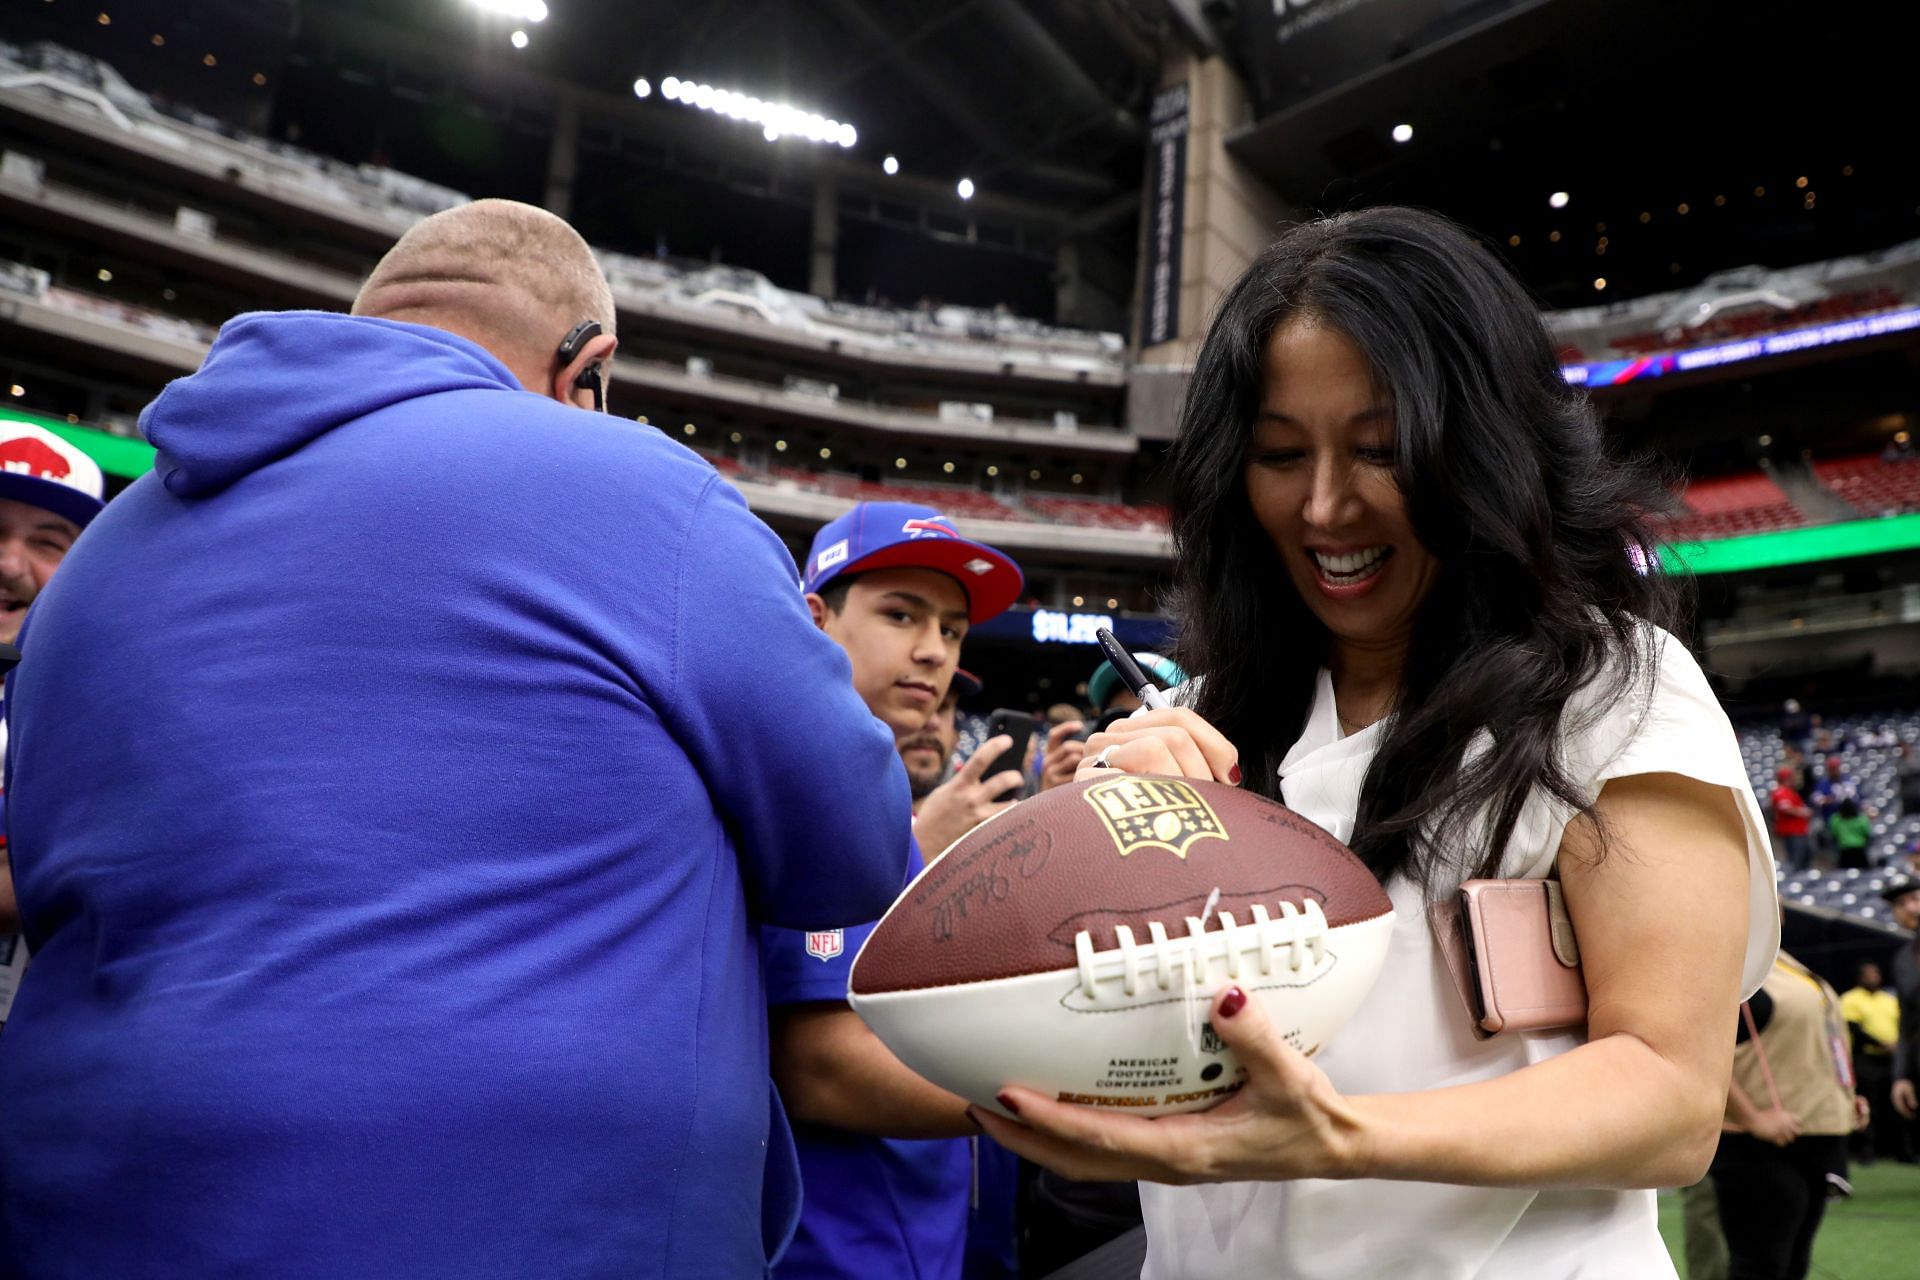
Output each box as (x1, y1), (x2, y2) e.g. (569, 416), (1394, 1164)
(1094, 628), (1170, 712)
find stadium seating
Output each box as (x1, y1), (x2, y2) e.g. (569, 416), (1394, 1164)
(0, 38), (1124, 382)
(1739, 712), (1920, 927)
(1606, 288), (1903, 356)
(1658, 470), (1807, 541)
(690, 458), (1177, 530)
(1022, 494), (1169, 531)
(1812, 452), (1920, 517)
(1546, 239), (1920, 366)
(847, 480), (1021, 520)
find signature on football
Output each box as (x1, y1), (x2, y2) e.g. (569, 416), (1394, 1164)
(922, 824), (1053, 941)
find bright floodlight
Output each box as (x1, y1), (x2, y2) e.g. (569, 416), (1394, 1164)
(1391, 123), (1413, 143)
(633, 78), (651, 99)
(957, 177), (975, 200)
(509, 28), (529, 48)
(471, 0), (546, 22)
(882, 154), (899, 175)
(658, 75), (857, 149)
(1549, 191), (1570, 209)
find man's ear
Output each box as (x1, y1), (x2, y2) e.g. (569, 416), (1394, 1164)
(552, 332), (618, 410)
(805, 592), (830, 631)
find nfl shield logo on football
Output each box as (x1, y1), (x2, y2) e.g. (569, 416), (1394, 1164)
(805, 929), (845, 961)
(1082, 775), (1228, 860)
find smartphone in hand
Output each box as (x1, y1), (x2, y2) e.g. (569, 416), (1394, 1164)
(977, 708), (1037, 799)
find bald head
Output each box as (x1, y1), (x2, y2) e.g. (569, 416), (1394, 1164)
(353, 199), (616, 388)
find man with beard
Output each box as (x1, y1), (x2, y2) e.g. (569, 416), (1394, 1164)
(763, 502), (1024, 1280)
(904, 670), (1021, 856)
(0, 420), (106, 1028)
(899, 669), (971, 797)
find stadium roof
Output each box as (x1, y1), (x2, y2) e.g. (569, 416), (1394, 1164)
(1218, 0), (1920, 309)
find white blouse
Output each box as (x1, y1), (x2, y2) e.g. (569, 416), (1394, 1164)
(1142, 625), (1779, 1279)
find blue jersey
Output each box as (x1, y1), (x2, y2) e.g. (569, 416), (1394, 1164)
(762, 840), (972, 1280)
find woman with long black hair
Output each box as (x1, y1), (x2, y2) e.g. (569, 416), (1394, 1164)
(972, 207), (1781, 1277)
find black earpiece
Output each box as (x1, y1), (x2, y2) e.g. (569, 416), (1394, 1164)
(557, 320), (606, 412)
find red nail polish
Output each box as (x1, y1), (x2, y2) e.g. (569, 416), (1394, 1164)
(1228, 765), (1243, 785)
(996, 1091), (1022, 1117)
(1218, 986), (1248, 1018)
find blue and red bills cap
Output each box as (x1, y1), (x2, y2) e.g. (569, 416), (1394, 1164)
(803, 501), (1023, 624)
(0, 419), (106, 528)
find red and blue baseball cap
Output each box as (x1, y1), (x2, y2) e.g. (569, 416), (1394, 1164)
(0, 419), (106, 528)
(804, 501), (1023, 624)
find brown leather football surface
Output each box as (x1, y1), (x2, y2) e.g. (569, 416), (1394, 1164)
(851, 774), (1392, 996)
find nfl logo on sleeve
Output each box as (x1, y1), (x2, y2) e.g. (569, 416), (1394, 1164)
(805, 930), (845, 962)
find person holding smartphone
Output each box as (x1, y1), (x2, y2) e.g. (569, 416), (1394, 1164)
(763, 501), (1024, 1280)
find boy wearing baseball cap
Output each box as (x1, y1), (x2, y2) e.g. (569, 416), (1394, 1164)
(764, 502), (1022, 1280)
(1, 419), (108, 1022)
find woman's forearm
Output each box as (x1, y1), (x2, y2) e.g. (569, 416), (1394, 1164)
(1349, 1031), (1723, 1190)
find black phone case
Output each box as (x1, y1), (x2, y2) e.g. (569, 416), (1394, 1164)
(978, 712), (1035, 795)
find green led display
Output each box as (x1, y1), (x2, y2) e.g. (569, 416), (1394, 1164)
(1659, 513), (1920, 575)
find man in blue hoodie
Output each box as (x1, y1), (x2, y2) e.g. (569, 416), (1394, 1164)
(0, 199), (911, 1278)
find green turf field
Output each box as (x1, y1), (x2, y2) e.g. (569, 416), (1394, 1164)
(1659, 1162), (1920, 1278)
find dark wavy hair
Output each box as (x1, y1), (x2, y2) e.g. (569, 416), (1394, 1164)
(1168, 206), (1686, 893)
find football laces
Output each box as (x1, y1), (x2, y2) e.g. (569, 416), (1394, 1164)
(1072, 898), (1331, 1001)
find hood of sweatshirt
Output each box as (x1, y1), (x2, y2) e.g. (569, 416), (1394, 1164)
(140, 310), (524, 497)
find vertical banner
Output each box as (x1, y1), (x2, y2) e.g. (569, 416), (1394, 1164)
(1140, 84), (1189, 350)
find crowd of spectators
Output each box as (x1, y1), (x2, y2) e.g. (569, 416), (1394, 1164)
(1758, 703), (1920, 878)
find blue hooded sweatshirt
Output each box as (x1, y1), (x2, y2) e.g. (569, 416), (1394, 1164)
(0, 312), (912, 1278)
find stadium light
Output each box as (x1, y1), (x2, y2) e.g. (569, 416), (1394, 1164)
(509, 29), (529, 48)
(659, 75), (858, 149)
(470, 0), (548, 21)
(882, 155), (899, 175)
(1549, 191), (1570, 209)
(957, 177), (975, 200)
(632, 78), (651, 99)
(1391, 123), (1413, 143)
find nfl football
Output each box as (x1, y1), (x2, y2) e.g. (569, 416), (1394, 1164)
(848, 774), (1395, 1117)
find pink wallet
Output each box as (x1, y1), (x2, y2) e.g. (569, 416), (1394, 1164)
(1429, 879), (1587, 1038)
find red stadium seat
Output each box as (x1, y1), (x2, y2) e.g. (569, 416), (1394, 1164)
(1656, 470), (1808, 542)
(1813, 452), (1920, 517)
(1022, 495), (1170, 532)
